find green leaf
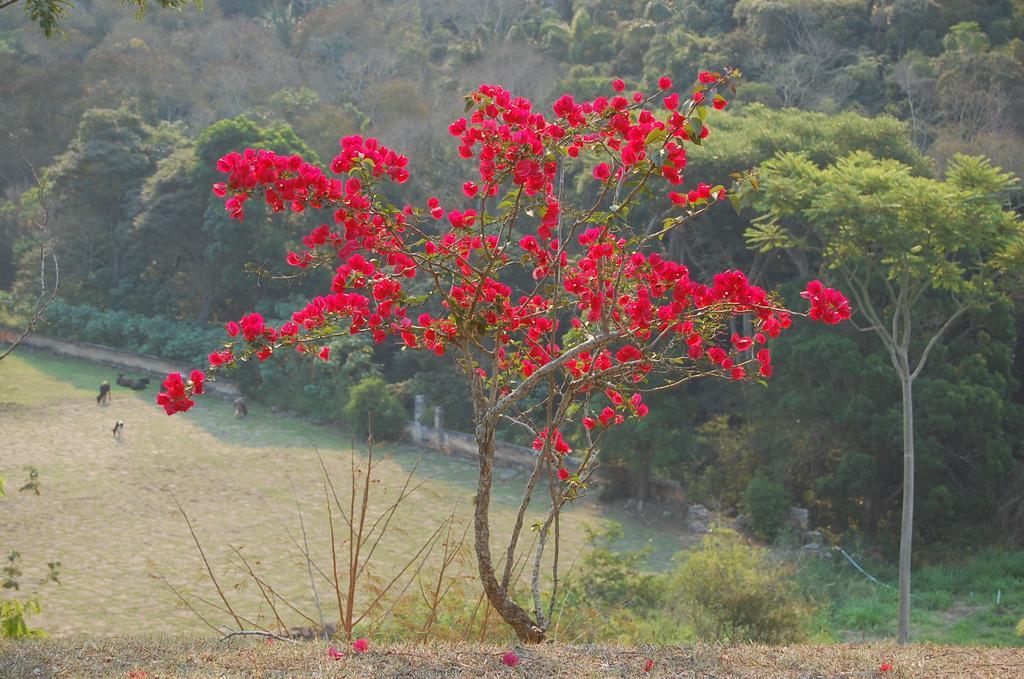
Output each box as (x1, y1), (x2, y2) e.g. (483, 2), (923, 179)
(644, 127), (667, 146)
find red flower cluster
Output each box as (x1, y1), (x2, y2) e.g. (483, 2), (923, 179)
(802, 280), (852, 324)
(532, 427), (571, 455)
(331, 135), (410, 184)
(213, 149), (344, 219)
(156, 371), (203, 415)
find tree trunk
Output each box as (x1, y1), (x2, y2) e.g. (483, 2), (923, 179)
(897, 369), (914, 644)
(472, 423), (546, 643)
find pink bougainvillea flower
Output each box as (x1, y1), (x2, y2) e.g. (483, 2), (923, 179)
(352, 637), (369, 653)
(611, 78), (625, 92)
(880, 663), (893, 672)
(318, 346), (331, 361)
(189, 369), (205, 395)
(658, 76), (672, 89)
(502, 651), (520, 667)
(801, 280), (852, 324)
(557, 467), (570, 481)
(328, 646), (344, 660)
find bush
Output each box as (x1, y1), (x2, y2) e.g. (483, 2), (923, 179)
(741, 475), (792, 540)
(558, 525), (682, 644)
(667, 529), (812, 643)
(36, 300), (221, 366)
(253, 333), (378, 423)
(344, 376), (407, 441)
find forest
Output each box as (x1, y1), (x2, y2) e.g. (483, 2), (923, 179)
(2, 0), (1023, 559)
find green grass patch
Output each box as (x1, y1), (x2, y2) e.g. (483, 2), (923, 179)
(798, 548), (1024, 646)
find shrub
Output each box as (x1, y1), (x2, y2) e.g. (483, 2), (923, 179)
(741, 474), (792, 540)
(667, 529), (812, 643)
(558, 525), (681, 644)
(344, 376), (407, 440)
(38, 300), (221, 365)
(0, 599), (43, 639)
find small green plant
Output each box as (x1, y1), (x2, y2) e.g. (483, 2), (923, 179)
(741, 475), (792, 540)
(667, 529), (812, 643)
(1, 551), (61, 638)
(343, 376), (407, 440)
(2, 551), (23, 591)
(0, 469), (60, 638)
(0, 599), (44, 638)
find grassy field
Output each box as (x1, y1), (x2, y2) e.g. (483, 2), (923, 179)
(799, 548), (1024, 646)
(3, 637), (1022, 678)
(0, 348), (685, 638)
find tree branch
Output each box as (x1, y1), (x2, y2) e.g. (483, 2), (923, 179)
(486, 332), (622, 420)
(910, 303), (970, 381)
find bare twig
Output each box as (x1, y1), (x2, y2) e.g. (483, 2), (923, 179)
(292, 487), (325, 629)
(170, 493), (245, 630)
(219, 630), (296, 643)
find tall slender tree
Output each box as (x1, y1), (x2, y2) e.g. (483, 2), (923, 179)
(751, 150), (1024, 643)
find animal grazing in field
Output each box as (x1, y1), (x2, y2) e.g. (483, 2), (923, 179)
(112, 420), (125, 441)
(97, 381), (111, 405)
(116, 374), (150, 390)
(234, 397), (248, 419)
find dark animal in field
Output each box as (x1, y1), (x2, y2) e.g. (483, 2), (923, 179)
(97, 381), (111, 405)
(116, 374), (150, 390)
(234, 397), (248, 419)
(112, 420), (124, 441)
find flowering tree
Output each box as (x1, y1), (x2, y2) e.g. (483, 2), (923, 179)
(157, 70), (849, 642)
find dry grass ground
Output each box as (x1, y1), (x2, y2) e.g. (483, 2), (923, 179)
(2, 637), (1022, 678)
(0, 349), (684, 637)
